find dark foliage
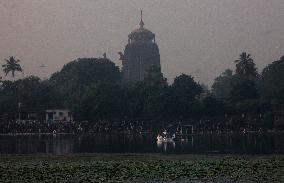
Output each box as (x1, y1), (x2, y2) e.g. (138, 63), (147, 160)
(0, 53), (284, 131)
(260, 55), (284, 103)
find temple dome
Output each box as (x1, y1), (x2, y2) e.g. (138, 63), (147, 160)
(128, 27), (155, 40)
(128, 11), (155, 42)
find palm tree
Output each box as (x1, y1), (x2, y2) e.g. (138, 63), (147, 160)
(2, 56), (23, 77)
(235, 52), (257, 77)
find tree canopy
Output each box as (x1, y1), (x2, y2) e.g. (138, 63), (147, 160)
(50, 58), (121, 88)
(212, 69), (233, 100)
(2, 56), (23, 78)
(260, 55), (284, 103)
(235, 52), (258, 79)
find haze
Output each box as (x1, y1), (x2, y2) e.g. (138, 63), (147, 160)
(0, 0), (283, 85)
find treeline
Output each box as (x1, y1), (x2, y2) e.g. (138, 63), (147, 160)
(212, 53), (284, 114)
(0, 53), (284, 126)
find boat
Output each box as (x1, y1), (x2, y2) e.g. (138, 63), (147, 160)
(157, 130), (175, 142)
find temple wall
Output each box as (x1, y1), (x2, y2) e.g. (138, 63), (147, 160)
(122, 42), (160, 82)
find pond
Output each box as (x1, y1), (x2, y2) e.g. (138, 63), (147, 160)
(0, 133), (284, 155)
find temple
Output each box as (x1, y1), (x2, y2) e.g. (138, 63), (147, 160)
(119, 11), (161, 82)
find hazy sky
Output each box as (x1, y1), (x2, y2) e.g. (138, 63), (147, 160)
(0, 0), (283, 85)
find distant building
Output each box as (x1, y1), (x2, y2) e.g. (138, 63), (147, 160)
(46, 109), (73, 123)
(119, 11), (161, 82)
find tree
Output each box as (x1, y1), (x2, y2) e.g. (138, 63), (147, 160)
(50, 58), (121, 88)
(142, 84), (171, 120)
(171, 74), (202, 119)
(260, 55), (284, 102)
(235, 52), (258, 79)
(50, 58), (122, 113)
(201, 96), (225, 116)
(2, 56), (23, 77)
(172, 74), (202, 101)
(0, 80), (18, 117)
(229, 75), (258, 103)
(80, 83), (123, 121)
(0, 76), (62, 119)
(229, 52), (259, 103)
(121, 82), (147, 120)
(212, 69), (233, 100)
(14, 76), (62, 109)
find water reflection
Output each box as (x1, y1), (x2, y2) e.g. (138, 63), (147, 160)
(0, 133), (284, 155)
(0, 134), (73, 155)
(157, 141), (175, 152)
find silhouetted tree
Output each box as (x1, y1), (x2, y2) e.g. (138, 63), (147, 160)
(80, 83), (123, 121)
(235, 52), (258, 79)
(50, 58), (122, 112)
(260, 55), (284, 103)
(229, 52), (259, 103)
(121, 82), (147, 120)
(0, 76), (62, 118)
(201, 96), (225, 116)
(171, 74), (202, 119)
(212, 69), (233, 100)
(229, 76), (258, 103)
(2, 56), (23, 77)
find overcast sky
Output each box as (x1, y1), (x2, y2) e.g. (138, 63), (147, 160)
(0, 0), (283, 85)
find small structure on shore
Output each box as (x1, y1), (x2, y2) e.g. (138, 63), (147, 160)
(46, 109), (73, 123)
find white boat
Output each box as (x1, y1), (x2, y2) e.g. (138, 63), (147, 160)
(157, 137), (175, 142)
(157, 131), (175, 142)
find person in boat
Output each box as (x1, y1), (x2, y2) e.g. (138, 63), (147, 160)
(163, 129), (168, 138)
(157, 134), (163, 141)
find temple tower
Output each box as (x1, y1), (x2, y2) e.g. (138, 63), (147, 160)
(119, 11), (161, 82)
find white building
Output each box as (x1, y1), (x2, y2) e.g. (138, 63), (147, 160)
(46, 109), (73, 122)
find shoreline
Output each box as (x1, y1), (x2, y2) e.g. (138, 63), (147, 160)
(1, 153), (284, 160)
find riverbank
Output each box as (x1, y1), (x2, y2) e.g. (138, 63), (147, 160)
(0, 154), (284, 183)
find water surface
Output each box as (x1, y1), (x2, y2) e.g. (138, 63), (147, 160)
(0, 133), (283, 155)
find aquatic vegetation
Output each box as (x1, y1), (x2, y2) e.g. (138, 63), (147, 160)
(0, 155), (283, 183)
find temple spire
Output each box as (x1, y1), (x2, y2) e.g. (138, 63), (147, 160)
(139, 10), (144, 28)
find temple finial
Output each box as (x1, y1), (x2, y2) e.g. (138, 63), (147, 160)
(139, 10), (144, 28)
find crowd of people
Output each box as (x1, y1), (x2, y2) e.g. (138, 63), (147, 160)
(0, 120), (156, 134)
(0, 120), (81, 134)
(0, 114), (272, 135)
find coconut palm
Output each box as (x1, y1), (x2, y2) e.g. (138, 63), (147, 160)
(234, 52), (257, 77)
(2, 56), (23, 77)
